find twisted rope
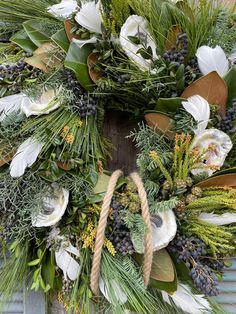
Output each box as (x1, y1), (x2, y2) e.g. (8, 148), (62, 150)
(90, 169), (123, 295)
(130, 172), (153, 286)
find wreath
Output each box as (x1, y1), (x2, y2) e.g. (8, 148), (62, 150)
(0, 0), (236, 313)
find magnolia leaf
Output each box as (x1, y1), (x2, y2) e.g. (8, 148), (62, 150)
(93, 173), (111, 194)
(64, 20), (80, 42)
(65, 42), (93, 91)
(51, 28), (70, 52)
(0, 153), (13, 167)
(42, 251), (55, 288)
(25, 55), (48, 72)
(196, 173), (236, 189)
(57, 161), (72, 171)
(224, 66), (236, 106)
(211, 167), (236, 177)
(11, 30), (37, 52)
(165, 25), (182, 51)
(155, 97), (186, 114)
(87, 52), (103, 83)
(23, 19), (50, 47)
(181, 71), (227, 115)
(145, 112), (174, 138)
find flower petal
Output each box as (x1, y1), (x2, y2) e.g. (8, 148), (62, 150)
(0, 93), (26, 121)
(10, 137), (44, 177)
(75, 1), (102, 34)
(73, 36), (97, 48)
(198, 212), (236, 226)
(99, 277), (127, 305)
(120, 15), (158, 71)
(32, 186), (69, 227)
(47, 0), (78, 18)
(182, 95), (210, 134)
(162, 284), (211, 314)
(21, 89), (61, 117)
(55, 247), (80, 281)
(196, 45), (229, 77)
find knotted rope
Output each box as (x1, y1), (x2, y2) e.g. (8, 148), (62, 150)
(90, 170), (153, 295)
(90, 170), (123, 295)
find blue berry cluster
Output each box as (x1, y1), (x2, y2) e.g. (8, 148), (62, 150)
(168, 233), (222, 296)
(217, 99), (236, 132)
(163, 33), (188, 66)
(0, 54), (41, 93)
(109, 198), (134, 256)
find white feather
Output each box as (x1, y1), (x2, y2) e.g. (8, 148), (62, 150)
(0, 93), (26, 121)
(99, 277), (127, 305)
(55, 245), (80, 281)
(73, 36), (97, 48)
(162, 284), (211, 314)
(182, 95), (210, 134)
(47, 0), (78, 18)
(196, 45), (229, 77)
(10, 137), (44, 177)
(198, 212), (236, 225)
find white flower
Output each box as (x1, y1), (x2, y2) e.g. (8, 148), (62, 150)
(32, 184), (69, 227)
(182, 95), (210, 134)
(21, 89), (61, 117)
(196, 45), (229, 77)
(73, 36), (97, 48)
(191, 129), (233, 176)
(47, 0), (78, 19)
(10, 137), (44, 177)
(120, 15), (158, 71)
(99, 277), (127, 305)
(0, 93), (26, 121)
(55, 238), (80, 281)
(198, 212), (236, 226)
(151, 210), (177, 251)
(162, 284), (211, 314)
(75, 1), (102, 34)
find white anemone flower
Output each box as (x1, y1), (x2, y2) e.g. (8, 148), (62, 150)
(47, 0), (78, 19)
(21, 89), (62, 117)
(73, 36), (98, 48)
(196, 45), (229, 77)
(75, 1), (102, 34)
(151, 210), (177, 251)
(182, 95), (210, 134)
(99, 277), (127, 305)
(120, 15), (158, 71)
(32, 184), (69, 227)
(162, 283), (211, 314)
(191, 129), (233, 176)
(55, 238), (80, 281)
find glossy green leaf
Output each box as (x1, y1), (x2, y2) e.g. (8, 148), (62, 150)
(65, 42), (94, 91)
(23, 19), (50, 47)
(224, 66), (236, 106)
(155, 97), (186, 114)
(28, 259), (41, 266)
(11, 30), (37, 52)
(212, 167), (236, 177)
(42, 251), (55, 288)
(134, 249), (177, 292)
(93, 173), (111, 194)
(51, 28), (70, 52)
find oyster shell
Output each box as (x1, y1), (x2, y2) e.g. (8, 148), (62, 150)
(151, 209), (177, 251)
(32, 184), (69, 227)
(191, 129), (233, 176)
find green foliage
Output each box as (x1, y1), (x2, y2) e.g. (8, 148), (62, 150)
(210, 10), (236, 54)
(121, 210), (147, 253)
(149, 197), (179, 214)
(0, 242), (29, 311)
(184, 219), (235, 256)
(101, 251), (165, 314)
(109, 0), (130, 33)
